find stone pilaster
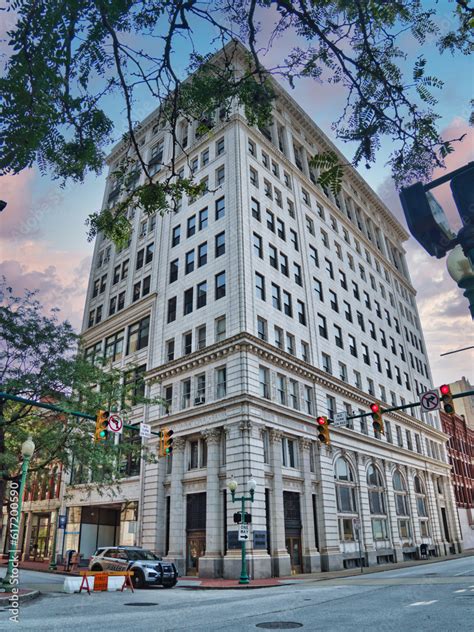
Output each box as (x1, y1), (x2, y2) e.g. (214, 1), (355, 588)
(299, 438), (320, 573)
(199, 428), (223, 578)
(315, 444), (343, 571)
(384, 462), (404, 563)
(269, 429), (291, 577)
(165, 437), (186, 575)
(355, 453), (377, 567)
(141, 451), (167, 554)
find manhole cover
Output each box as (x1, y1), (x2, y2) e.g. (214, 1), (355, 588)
(256, 624), (303, 630)
(124, 602), (159, 607)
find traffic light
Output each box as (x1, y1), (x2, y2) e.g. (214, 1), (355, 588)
(95, 410), (109, 443)
(370, 403), (384, 434)
(163, 427), (174, 456)
(440, 384), (455, 415)
(317, 416), (330, 445)
(233, 512), (242, 524)
(244, 512), (251, 524)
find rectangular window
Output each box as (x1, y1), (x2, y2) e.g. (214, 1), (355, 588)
(304, 386), (313, 414)
(172, 225), (181, 246)
(272, 283), (281, 310)
(181, 379), (191, 409)
(187, 215), (196, 238)
(215, 196), (225, 220)
(199, 207), (208, 230)
(255, 273), (266, 300)
(216, 165), (225, 186)
(198, 241), (208, 267)
(297, 300), (306, 325)
(249, 166), (259, 187)
(290, 229), (299, 251)
(286, 333), (295, 355)
(274, 326), (283, 349)
(257, 316), (267, 341)
(145, 243), (154, 264)
(294, 263), (302, 286)
(251, 198), (261, 221)
(166, 339), (175, 362)
(215, 232), (225, 257)
(215, 315), (226, 342)
(136, 249), (144, 270)
(183, 331), (193, 355)
(127, 317), (150, 354)
(266, 209), (275, 232)
(183, 288), (194, 315)
(167, 297), (177, 323)
(215, 271), (226, 299)
(259, 366), (270, 399)
(283, 291), (292, 317)
(289, 380), (299, 409)
(169, 259), (179, 283)
(216, 367), (227, 398)
(216, 137), (225, 155)
(253, 232), (263, 259)
(276, 374), (286, 405)
(280, 253), (289, 276)
(185, 250), (195, 274)
(196, 281), (207, 308)
(318, 313), (327, 338)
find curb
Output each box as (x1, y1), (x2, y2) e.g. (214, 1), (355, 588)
(0, 591), (40, 606)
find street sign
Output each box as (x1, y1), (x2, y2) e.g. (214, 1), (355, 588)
(333, 411), (347, 427)
(108, 414), (123, 434)
(420, 389), (440, 413)
(139, 423), (151, 439)
(58, 515), (67, 529)
(238, 524), (250, 541)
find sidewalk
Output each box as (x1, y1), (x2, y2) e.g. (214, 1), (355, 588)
(2, 549), (472, 591)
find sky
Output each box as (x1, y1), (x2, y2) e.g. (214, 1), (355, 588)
(0, 1), (473, 388)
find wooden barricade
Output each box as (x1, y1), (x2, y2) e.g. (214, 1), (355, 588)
(78, 570), (135, 595)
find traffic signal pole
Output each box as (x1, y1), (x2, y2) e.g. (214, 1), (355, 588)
(0, 391), (162, 437)
(346, 389), (474, 422)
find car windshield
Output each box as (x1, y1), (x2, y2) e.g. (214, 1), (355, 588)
(126, 549), (159, 561)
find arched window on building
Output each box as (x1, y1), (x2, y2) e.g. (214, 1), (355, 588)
(367, 464), (388, 540)
(334, 458), (358, 542)
(393, 470), (411, 541)
(414, 474), (430, 537)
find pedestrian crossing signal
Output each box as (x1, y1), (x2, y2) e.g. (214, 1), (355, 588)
(95, 410), (109, 443)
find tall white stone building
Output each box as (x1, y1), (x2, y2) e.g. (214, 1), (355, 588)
(76, 42), (462, 578)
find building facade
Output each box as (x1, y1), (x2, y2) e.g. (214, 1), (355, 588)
(77, 42), (462, 577)
(440, 410), (474, 549)
(450, 377), (474, 430)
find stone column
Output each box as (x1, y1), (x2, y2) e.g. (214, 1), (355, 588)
(269, 429), (291, 577)
(299, 439), (320, 573)
(406, 468), (422, 547)
(141, 452), (167, 554)
(440, 474), (463, 553)
(315, 444), (343, 571)
(384, 463), (404, 563)
(165, 437), (186, 575)
(199, 428), (223, 578)
(356, 453), (377, 567)
(425, 472), (443, 555)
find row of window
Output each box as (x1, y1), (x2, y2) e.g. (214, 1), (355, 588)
(164, 315), (226, 362)
(167, 271), (226, 322)
(85, 315), (150, 364)
(170, 231), (225, 282)
(163, 366), (227, 411)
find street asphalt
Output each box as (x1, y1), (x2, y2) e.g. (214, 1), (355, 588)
(0, 556), (473, 631)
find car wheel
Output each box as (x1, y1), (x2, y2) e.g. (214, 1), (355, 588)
(91, 564), (103, 572)
(132, 569), (145, 589)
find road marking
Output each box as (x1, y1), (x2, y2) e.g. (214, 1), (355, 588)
(454, 589), (466, 593)
(407, 600), (438, 607)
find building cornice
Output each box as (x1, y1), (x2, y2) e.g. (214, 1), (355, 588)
(146, 331), (447, 440)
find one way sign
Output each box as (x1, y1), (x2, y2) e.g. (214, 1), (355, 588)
(420, 389), (440, 413)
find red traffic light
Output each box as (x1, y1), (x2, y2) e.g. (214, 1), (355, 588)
(370, 403), (379, 414)
(440, 384), (450, 395)
(317, 416), (326, 425)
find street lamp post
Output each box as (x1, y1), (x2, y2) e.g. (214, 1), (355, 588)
(227, 476), (256, 585)
(1, 436), (35, 587)
(48, 512), (59, 571)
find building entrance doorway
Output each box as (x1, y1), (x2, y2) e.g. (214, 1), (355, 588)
(285, 536), (302, 574)
(29, 513), (52, 560)
(186, 533), (206, 575)
(186, 492), (206, 576)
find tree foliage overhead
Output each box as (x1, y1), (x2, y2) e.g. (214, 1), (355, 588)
(1, 0), (472, 240)
(0, 281), (160, 510)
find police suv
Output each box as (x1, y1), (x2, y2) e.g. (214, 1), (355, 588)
(89, 546), (178, 589)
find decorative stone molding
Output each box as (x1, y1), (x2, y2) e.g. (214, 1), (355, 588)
(299, 437), (313, 451)
(172, 437), (186, 453)
(269, 428), (283, 444)
(201, 428), (221, 445)
(239, 420), (252, 433)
